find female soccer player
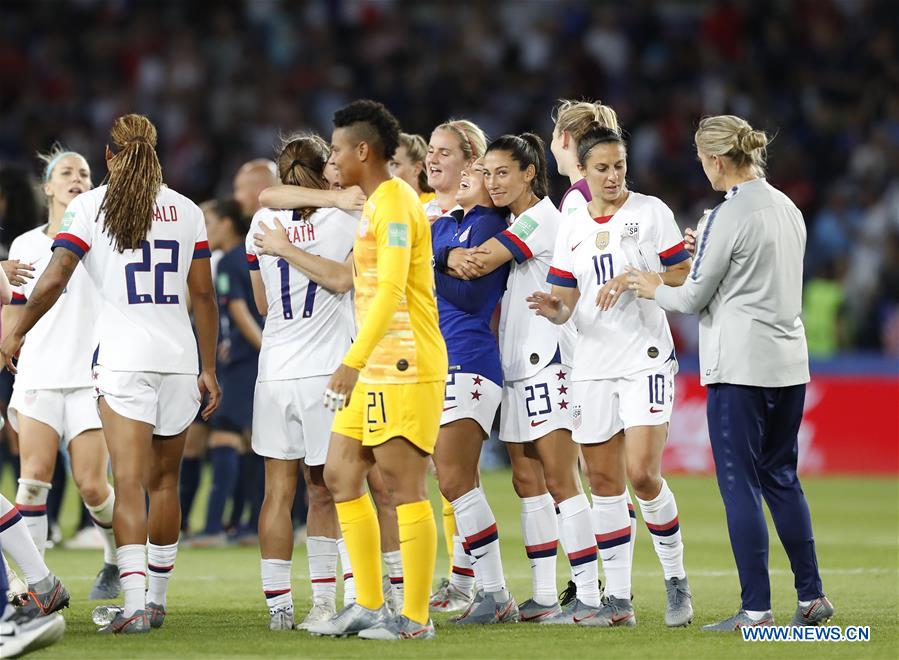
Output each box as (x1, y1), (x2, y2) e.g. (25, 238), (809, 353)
(628, 115), (831, 630)
(446, 134), (601, 624)
(3, 148), (119, 600)
(424, 120), (487, 222)
(1, 114), (221, 634)
(529, 125), (694, 627)
(309, 99), (447, 641)
(550, 99), (620, 216)
(186, 198), (262, 547)
(246, 133), (359, 631)
(390, 133), (435, 206)
(431, 158), (516, 624)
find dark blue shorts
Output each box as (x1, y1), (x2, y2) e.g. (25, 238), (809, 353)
(209, 358), (258, 434)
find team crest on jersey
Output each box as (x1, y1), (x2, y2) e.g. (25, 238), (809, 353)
(572, 404), (582, 429)
(595, 231), (609, 249)
(458, 226), (471, 243)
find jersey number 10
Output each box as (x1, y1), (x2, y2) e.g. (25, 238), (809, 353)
(276, 258), (317, 320)
(593, 253), (614, 285)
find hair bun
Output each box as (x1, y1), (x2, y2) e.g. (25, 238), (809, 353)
(739, 129), (768, 153)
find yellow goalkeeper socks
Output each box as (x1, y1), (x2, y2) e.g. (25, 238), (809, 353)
(398, 500), (437, 625)
(335, 494), (383, 611)
(441, 495), (455, 576)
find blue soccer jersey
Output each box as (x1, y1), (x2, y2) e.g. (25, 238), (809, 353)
(432, 206), (510, 386)
(216, 244), (264, 366)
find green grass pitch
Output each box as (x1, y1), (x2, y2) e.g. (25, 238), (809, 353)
(5, 471), (897, 658)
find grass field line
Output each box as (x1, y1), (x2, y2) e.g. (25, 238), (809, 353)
(60, 566), (899, 582)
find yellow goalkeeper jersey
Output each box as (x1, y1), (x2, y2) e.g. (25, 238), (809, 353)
(342, 177), (447, 384)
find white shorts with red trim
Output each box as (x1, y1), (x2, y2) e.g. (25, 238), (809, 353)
(571, 361), (675, 444)
(252, 376), (333, 465)
(499, 363), (573, 443)
(92, 365), (200, 437)
(441, 372), (501, 436)
(9, 386), (101, 445)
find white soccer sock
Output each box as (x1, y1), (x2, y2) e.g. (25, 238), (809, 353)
(147, 541), (178, 607)
(626, 487), (637, 565)
(591, 490), (633, 600)
(637, 480), (685, 580)
(520, 493), (559, 606)
(745, 609), (769, 620)
(452, 488), (506, 594)
(449, 535), (475, 592)
(117, 543), (147, 616)
(554, 502), (576, 583)
(307, 536), (337, 607)
(86, 488), (117, 566)
(383, 549), (404, 605)
(557, 494), (601, 607)
(261, 558), (292, 615)
(0, 494), (50, 584)
(15, 479), (51, 557)
(337, 537), (355, 606)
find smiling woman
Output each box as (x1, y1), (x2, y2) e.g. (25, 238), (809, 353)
(424, 120), (486, 222)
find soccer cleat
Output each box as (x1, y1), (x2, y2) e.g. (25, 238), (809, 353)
(452, 589), (519, 624)
(357, 614), (436, 640)
(306, 602), (389, 637)
(701, 609), (774, 632)
(382, 576), (403, 615)
(575, 596), (636, 627)
(5, 566), (28, 607)
(97, 610), (150, 634)
(664, 576), (693, 627)
(0, 609), (65, 658)
(269, 609), (295, 631)
(517, 598), (566, 624)
(147, 602), (166, 629)
(297, 603), (336, 631)
(428, 578), (473, 613)
(20, 576), (69, 617)
(89, 563), (121, 600)
(790, 597), (834, 626)
(558, 578), (603, 608)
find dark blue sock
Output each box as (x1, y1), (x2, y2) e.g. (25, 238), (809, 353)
(204, 447), (239, 535)
(179, 457), (202, 531)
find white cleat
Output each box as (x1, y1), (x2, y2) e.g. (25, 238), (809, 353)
(306, 603), (389, 637)
(296, 602), (336, 631)
(269, 609), (295, 631)
(429, 578), (473, 613)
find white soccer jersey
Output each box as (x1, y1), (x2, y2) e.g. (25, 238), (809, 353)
(53, 185), (210, 374)
(495, 196), (573, 381)
(8, 226), (100, 389)
(559, 179), (591, 217)
(246, 207), (357, 381)
(548, 192), (690, 380)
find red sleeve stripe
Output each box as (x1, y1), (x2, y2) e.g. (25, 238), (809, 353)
(11, 292), (26, 305)
(52, 232), (90, 257)
(659, 241), (686, 258)
(547, 266), (577, 288)
(496, 229), (533, 263)
(193, 240), (211, 259)
(246, 253), (260, 270)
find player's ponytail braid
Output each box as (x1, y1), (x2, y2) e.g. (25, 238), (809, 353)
(100, 114), (162, 252)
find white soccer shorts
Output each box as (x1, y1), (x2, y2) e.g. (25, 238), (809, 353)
(252, 375), (332, 465)
(499, 363), (574, 443)
(9, 386), (101, 445)
(572, 361), (676, 444)
(441, 371), (501, 435)
(92, 365), (200, 437)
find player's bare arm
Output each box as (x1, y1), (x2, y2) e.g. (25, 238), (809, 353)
(0, 247), (80, 372)
(446, 236), (513, 280)
(187, 255), (221, 419)
(258, 185), (366, 212)
(253, 218), (354, 293)
(227, 298), (263, 351)
(248, 270), (268, 317)
(527, 284), (579, 325)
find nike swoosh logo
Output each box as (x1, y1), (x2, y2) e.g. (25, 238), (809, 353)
(443, 405), (457, 412)
(570, 241), (583, 251)
(530, 420), (547, 427)
(572, 615), (595, 623)
(650, 407), (663, 413)
(611, 614), (633, 624)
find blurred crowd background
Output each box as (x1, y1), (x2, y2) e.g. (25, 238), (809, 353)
(0, 0), (896, 357)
